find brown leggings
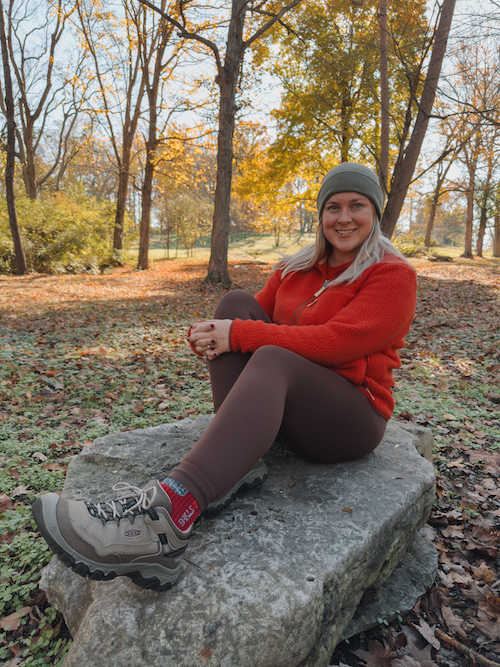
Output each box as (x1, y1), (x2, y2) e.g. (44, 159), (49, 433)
(170, 290), (387, 510)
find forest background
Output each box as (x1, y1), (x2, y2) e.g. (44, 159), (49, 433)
(0, 0), (500, 280)
(1, 1), (500, 666)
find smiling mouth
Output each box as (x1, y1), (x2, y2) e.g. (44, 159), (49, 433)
(336, 229), (357, 236)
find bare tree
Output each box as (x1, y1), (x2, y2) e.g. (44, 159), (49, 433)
(381, 0), (457, 237)
(421, 109), (471, 249)
(0, 0), (82, 200)
(475, 130), (500, 257)
(0, 0), (26, 273)
(378, 0), (389, 192)
(438, 33), (500, 257)
(140, 0), (303, 285)
(461, 132), (481, 258)
(493, 183), (500, 257)
(424, 154), (456, 249)
(75, 0), (147, 259)
(135, 0), (179, 270)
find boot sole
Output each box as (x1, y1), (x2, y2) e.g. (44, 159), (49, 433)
(203, 462), (268, 516)
(32, 494), (182, 592)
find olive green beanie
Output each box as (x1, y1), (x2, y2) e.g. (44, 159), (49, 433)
(316, 163), (384, 219)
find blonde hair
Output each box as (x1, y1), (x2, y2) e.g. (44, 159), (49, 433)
(274, 215), (408, 286)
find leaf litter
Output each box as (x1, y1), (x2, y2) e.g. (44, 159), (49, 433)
(1, 256), (499, 666)
(331, 257), (500, 667)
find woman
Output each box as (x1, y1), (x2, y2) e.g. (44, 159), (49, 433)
(32, 163), (417, 592)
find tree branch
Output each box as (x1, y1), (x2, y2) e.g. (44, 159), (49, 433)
(137, 0), (222, 73)
(243, 0), (302, 50)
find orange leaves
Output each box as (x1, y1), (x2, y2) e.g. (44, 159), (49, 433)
(0, 493), (13, 512)
(471, 561), (496, 583)
(1, 259), (272, 323)
(42, 462), (67, 472)
(0, 606), (32, 632)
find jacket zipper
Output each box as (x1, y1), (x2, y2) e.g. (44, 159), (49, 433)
(361, 378), (375, 401)
(290, 280), (327, 325)
(290, 269), (344, 325)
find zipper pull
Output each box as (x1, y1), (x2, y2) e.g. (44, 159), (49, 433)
(361, 380), (375, 401)
(314, 280), (329, 298)
(364, 387), (375, 401)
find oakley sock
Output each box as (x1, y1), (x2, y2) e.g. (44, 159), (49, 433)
(160, 477), (200, 532)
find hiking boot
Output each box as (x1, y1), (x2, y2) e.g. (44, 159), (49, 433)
(31, 481), (194, 592)
(204, 459), (268, 516)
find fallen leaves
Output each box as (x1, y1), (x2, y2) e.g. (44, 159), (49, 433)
(441, 604), (469, 639)
(471, 561), (496, 583)
(354, 639), (394, 666)
(0, 606), (32, 632)
(2, 256), (500, 667)
(0, 493), (13, 511)
(332, 258), (500, 667)
(0, 259), (271, 664)
(11, 485), (31, 497)
(409, 618), (441, 650)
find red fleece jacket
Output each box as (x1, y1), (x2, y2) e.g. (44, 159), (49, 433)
(229, 255), (417, 420)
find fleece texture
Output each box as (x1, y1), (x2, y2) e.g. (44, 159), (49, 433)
(229, 255), (417, 420)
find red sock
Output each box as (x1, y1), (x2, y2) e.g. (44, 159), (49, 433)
(160, 478), (200, 532)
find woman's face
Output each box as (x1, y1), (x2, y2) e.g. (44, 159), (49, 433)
(321, 192), (375, 266)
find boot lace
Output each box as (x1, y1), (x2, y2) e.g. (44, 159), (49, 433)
(85, 482), (159, 523)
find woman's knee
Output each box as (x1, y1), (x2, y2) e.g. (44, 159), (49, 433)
(214, 290), (268, 321)
(250, 345), (297, 370)
(213, 290), (255, 318)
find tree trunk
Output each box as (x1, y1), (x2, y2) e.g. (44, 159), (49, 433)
(378, 0), (389, 193)
(0, 0), (27, 274)
(113, 149), (131, 254)
(203, 1), (246, 287)
(139, 0), (303, 285)
(166, 217), (171, 259)
(425, 159), (454, 248)
(476, 153), (495, 257)
(137, 140), (155, 270)
(493, 186), (500, 257)
(205, 75), (238, 286)
(339, 95), (351, 163)
(381, 0), (456, 237)
(425, 193), (439, 249)
(475, 203), (486, 257)
(136, 3), (172, 271)
(462, 163), (476, 259)
(476, 185), (490, 258)
(21, 122), (38, 200)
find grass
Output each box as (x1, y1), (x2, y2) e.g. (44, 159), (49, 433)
(126, 232), (497, 266)
(124, 232), (317, 265)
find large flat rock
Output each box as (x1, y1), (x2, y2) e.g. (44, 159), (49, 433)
(41, 417), (436, 667)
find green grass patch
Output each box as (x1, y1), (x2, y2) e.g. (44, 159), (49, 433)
(125, 232), (316, 265)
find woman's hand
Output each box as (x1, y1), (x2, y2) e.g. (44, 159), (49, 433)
(189, 319), (232, 361)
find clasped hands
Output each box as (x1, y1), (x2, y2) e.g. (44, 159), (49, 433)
(189, 319), (232, 361)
